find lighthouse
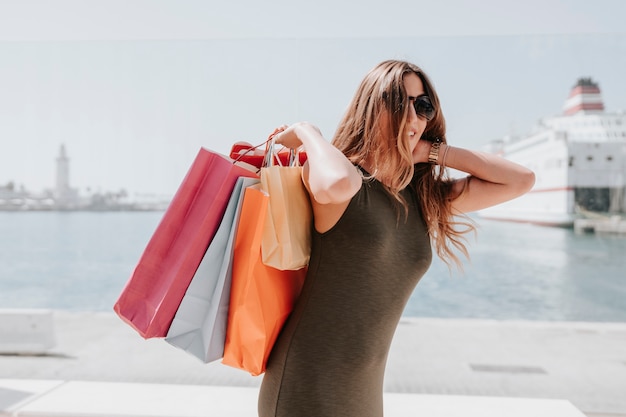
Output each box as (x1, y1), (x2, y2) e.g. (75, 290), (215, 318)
(55, 144), (76, 208)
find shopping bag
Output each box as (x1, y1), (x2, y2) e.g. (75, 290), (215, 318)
(165, 176), (259, 362)
(230, 141), (307, 169)
(222, 184), (306, 376)
(114, 148), (258, 339)
(260, 140), (312, 270)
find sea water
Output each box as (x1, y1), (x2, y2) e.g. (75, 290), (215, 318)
(0, 211), (625, 322)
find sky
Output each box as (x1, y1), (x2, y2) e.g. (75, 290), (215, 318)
(0, 0), (625, 197)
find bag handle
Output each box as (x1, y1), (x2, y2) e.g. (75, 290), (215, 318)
(232, 138), (271, 165)
(263, 131), (301, 168)
(231, 127), (304, 169)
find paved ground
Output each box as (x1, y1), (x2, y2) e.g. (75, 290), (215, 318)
(1, 311), (625, 416)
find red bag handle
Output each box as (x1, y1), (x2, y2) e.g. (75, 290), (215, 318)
(230, 129), (307, 169)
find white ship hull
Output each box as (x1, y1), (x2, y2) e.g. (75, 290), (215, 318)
(479, 78), (626, 227)
(479, 189), (578, 227)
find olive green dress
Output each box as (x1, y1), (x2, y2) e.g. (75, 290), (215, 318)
(258, 173), (432, 417)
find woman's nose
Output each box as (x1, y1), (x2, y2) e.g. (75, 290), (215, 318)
(407, 104), (418, 122)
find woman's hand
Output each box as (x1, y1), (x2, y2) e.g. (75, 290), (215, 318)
(272, 122), (321, 150)
(412, 138), (433, 164)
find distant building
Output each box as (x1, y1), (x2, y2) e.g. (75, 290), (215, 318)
(56, 144), (70, 198)
(54, 144), (79, 209)
(0, 144), (169, 211)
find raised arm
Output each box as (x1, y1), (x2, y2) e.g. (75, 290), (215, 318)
(273, 122), (362, 205)
(414, 140), (535, 214)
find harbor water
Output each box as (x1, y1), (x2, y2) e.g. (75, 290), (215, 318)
(0, 211), (625, 322)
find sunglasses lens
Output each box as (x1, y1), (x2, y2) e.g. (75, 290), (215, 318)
(413, 97), (435, 121)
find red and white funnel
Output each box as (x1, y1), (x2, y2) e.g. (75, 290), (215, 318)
(563, 78), (605, 116)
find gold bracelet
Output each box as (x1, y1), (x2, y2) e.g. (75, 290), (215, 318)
(428, 138), (441, 164)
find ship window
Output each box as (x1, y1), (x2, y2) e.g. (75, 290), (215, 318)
(587, 155), (593, 161)
(607, 156), (613, 162)
(569, 156), (574, 167)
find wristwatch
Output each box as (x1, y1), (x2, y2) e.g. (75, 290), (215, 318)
(428, 138), (441, 164)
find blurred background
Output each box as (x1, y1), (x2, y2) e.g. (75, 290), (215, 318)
(0, 0), (625, 320)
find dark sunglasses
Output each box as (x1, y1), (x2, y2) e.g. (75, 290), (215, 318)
(408, 95), (435, 121)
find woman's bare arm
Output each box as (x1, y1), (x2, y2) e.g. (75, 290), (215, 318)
(414, 140), (535, 214)
(273, 122), (362, 205)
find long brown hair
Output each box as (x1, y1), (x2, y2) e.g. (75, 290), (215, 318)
(332, 60), (475, 268)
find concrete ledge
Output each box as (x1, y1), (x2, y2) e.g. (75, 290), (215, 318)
(0, 379), (586, 417)
(0, 379), (63, 416)
(385, 392), (586, 417)
(0, 309), (55, 355)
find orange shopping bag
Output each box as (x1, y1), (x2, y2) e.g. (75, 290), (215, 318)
(222, 184), (306, 376)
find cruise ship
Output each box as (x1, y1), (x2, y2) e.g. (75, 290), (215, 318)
(479, 78), (626, 227)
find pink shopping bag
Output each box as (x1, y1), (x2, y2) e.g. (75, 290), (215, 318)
(114, 148), (257, 338)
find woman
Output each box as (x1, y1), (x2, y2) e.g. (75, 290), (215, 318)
(258, 60), (535, 417)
